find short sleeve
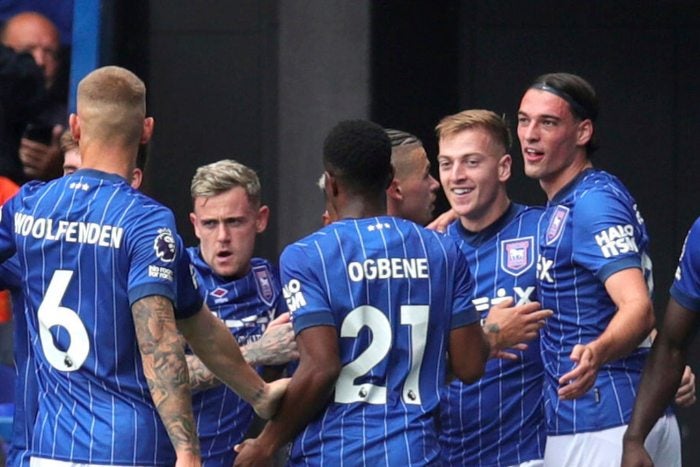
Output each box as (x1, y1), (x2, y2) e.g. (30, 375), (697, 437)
(572, 189), (643, 282)
(126, 207), (181, 307)
(280, 243), (335, 334)
(670, 218), (700, 313)
(448, 241), (479, 329)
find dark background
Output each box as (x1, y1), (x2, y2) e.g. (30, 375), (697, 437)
(107, 1), (700, 462)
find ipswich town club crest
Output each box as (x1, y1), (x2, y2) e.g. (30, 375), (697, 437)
(253, 264), (275, 307)
(501, 237), (535, 277)
(546, 205), (569, 245)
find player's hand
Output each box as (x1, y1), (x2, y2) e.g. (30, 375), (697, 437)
(621, 438), (654, 467)
(253, 377), (289, 420)
(674, 365), (696, 407)
(234, 438), (274, 466)
(482, 298), (552, 357)
(491, 343), (529, 361)
(244, 313), (299, 366)
(557, 344), (600, 400)
(426, 208), (458, 233)
(20, 124), (63, 180)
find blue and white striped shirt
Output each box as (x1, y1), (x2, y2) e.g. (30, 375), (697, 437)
(439, 203), (546, 466)
(670, 217), (700, 313)
(280, 216), (478, 466)
(187, 250), (285, 466)
(537, 169), (652, 435)
(0, 169), (201, 465)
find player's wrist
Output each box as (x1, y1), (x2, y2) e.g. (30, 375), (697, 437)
(622, 430), (647, 446)
(482, 322), (500, 356)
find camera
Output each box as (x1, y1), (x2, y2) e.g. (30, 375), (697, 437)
(23, 123), (54, 145)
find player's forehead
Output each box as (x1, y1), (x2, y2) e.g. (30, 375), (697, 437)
(193, 186), (256, 217)
(438, 127), (501, 159)
(518, 89), (572, 120)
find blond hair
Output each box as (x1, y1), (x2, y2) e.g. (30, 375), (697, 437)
(435, 109), (511, 152)
(77, 66), (146, 148)
(59, 129), (77, 154)
(190, 159), (261, 207)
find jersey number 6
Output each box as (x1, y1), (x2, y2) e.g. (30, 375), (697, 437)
(38, 270), (90, 372)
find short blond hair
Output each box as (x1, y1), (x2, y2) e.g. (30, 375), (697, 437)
(59, 129), (77, 154)
(191, 159), (261, 207)
(77, 66), (146, 147)
(435, 109), (511, 152)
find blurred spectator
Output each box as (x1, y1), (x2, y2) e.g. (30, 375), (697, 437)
(0, 43), (44, 184)
(2, 11), (67, 181)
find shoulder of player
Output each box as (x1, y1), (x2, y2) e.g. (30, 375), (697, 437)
(689, 216), (700, 238)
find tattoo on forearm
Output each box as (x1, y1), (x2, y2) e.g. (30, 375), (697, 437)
(133, 295), (200, 456)
(187, 355), (220, 392)
(484, 323), (500, 334)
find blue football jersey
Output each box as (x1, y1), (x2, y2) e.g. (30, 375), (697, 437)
(0, 256), (35, 467)
(537, 169), (652, 435)
(439, 204), (546, 466)
(280, 216), (478, 467)
(0, 169), (201, 465)
(187, 249), (286, 466)
(670, 217), (700, 312)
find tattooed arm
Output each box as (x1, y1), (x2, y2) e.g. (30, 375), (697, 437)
(187, 312), (299, 393)
(132, 295), (200, 466)
(178, 305), (288, 419)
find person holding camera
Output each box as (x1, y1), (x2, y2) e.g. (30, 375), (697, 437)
(2, 11), (66, 182)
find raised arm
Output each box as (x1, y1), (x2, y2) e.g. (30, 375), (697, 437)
(132, 295), (200, 466)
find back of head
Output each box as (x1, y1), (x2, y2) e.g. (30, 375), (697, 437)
(323, 119), (392, 196)
(385, 128), (424, 179)
(190, 158), (261, 207)
(528, 72), (599, 153)
(435, 109), (511, 153)
(77, 66), (146, 149)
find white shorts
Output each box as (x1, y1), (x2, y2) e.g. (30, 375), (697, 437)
(543, 414), (681, 467)
(30, 458), (149, 467)
(510, 460), (544, 467)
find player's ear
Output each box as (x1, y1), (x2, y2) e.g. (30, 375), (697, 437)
(386, 178), (402, 201)
(324, 170), (339, 198)
(130, 168), (143, 189)
(498, 154), (512, 182)
(141, 117), (155, 144)
(69, 113), (80, 141)
(189, 212), (201, 239)
(576, 119), (593, 147)
(256, 205), (270, 233)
